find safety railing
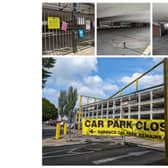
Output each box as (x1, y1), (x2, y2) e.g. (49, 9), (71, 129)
(77, 58), (168, 163)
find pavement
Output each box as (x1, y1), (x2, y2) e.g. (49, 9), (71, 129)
(67, 46), (95, 56)
(153, 34), (168, 55)
(97, 27), (150, 55)
(42, 131), (165, 152)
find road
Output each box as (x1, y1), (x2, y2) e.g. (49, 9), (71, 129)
(42, 142), (165, 165)
(42, 125), (56, 139)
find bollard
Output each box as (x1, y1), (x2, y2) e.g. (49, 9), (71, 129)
(123, 42), (126, 49)
(64, 122), (68, 136)
(55, 123), (60, 140)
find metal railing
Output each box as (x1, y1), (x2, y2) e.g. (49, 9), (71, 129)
(42, 3), (94, 55)
(77, 58), (168, 163)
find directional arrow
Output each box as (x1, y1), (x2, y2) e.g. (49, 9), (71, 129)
(88, 129), (95, 134)
(93, 150), (151, 164)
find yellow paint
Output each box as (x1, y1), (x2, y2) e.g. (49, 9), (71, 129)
(136, 79), (139, 91)
(80, 96), (82, 108)
(48, 17), (60, 29)
(82, 118), (165, 141)
(64, 122), (68, 136)
(77, 96), (83, 136)
(55, 123), (61, 139)
(77, 112), (81, 136)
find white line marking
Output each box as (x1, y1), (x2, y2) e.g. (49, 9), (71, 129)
(92, 150), (151, 165)
(43, 151), (94, 159)
(43, 149), (68, 156)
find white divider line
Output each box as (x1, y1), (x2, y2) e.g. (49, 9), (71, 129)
(43, 151), (94, 159)
(42, 149), (68, 156)
(92, 150), (151, 165)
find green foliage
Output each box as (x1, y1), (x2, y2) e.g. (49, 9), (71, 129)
(58, 90), (67, 115)
(42, 97), (58, 121)
(58, 86), (78, 117)
(42, 58), (56, 88)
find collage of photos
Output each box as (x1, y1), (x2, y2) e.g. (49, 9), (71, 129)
(42, 2), (168, 166)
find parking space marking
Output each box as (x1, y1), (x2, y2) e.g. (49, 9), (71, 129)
(43, 151), (94, 159)
(92, 150), (151, 164)
(43, 149), (68, 156)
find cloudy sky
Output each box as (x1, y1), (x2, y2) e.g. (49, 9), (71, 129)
(42, 57), (164, 107)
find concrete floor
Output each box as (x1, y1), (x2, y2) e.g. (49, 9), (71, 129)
(97, 27), (150, 55)
(153, 34), (168, 55)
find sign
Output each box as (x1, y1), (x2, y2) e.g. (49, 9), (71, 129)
(86, 20), (91, 30)
(61, 21), (68, 32)
(48, 17), (60, 29)
(82, 118), (165, 141)
(79, 29), (85, 38)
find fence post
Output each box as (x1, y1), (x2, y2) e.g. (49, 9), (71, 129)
(136, 79), (139, 91)
(72, 3), (77, 53)
(77, 96), (82, 136)
(164, 58), (168, 164)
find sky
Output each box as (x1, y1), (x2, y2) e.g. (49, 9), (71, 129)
(42, 57), (164, 107)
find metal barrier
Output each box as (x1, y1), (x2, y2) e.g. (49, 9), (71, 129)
(77, 58), (168, 163)
(42, 3), (94, 55)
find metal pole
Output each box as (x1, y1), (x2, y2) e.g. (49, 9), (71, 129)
(77, 96), (82, 136)
(110, 59), (164, 98)
(164, 58), (168, 164)
(72, 3), (77, 53)
(68, 109), (72, 140)
(136, 79), (139, 91)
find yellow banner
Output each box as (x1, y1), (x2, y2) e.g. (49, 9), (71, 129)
(48, 17), (60, 29)
(82, 118), (165, 141)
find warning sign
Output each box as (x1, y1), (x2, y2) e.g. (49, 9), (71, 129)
(82, 118), (165, 141)
(48, 17), (60, 29)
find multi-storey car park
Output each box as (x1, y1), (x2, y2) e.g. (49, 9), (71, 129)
(81, 84), (164, 121)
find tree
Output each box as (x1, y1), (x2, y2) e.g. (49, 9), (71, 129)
(58, 90), (67, 117)
(42, 97), (58, 121)
(42, 58), (56, 88)
(58, 86), (78, 140)
(65, 86), (78, 116)
(58, 86), (78, 117)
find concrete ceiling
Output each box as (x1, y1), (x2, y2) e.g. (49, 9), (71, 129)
(153, 3), (168, 23)
(97, 3), (150, 23)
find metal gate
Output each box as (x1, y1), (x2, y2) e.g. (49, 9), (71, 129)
(42, 3), (94, 55)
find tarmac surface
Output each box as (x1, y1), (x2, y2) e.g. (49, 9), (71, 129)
(42, 125), (166, 165)
(42, 142), (165, 165)
(97, 27), (150, 55)
(153, 34), (168, 55)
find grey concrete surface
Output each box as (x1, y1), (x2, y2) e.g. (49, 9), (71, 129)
(97, 27), (150, 55)
(153, 35), (168, 55)
(67, 46), (95, 55)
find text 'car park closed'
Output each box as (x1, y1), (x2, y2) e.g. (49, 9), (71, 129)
(82, 118), (165, 141)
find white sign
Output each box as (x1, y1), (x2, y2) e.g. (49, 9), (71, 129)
(86, 20), (91, 30)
